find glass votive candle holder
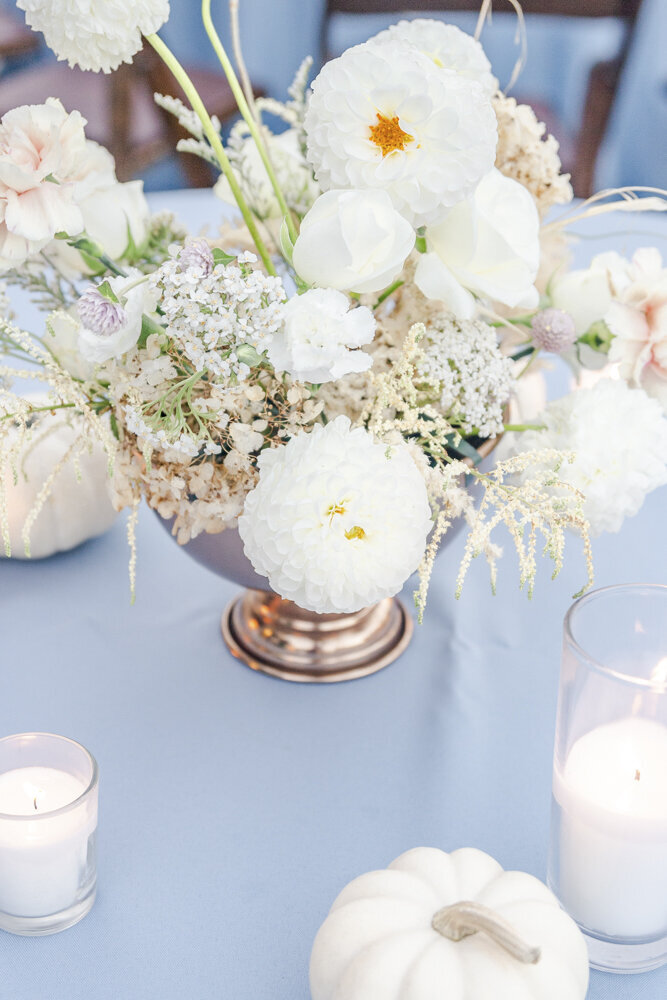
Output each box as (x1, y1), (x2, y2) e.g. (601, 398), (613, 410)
(0, 733), (98, 936)
(548, 584), (667, 973)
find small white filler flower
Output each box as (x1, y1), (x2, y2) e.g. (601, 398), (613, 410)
(268, 289), (375, 384)
(304, 39), (497, 227)
(238, 415), (433, 613)
(511, 379), (667, 535)
(17, 0), (170, 73)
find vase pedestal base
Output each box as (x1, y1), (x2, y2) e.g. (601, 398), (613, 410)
(221, 589), (413, 683)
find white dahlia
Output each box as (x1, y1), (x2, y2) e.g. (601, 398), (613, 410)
(238, 416), (433, 613)
(303, 40), (497, 227)
(511, 380), (667, 535)
(17, 0), (170, 73)
(268, 289), (375, 384)
(370, 18), (497, 96)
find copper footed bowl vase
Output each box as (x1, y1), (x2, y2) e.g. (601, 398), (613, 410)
(155, 434), (500, 683)
(157, 516), (414, 682)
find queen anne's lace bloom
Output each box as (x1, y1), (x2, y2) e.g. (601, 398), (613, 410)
(17, 0), (170, 73)
(149, 250), (286, 381)
(304, 39), (497, 227)
(268, 289), (375, 384)
(370, 18), (497, 96)
(238, 415), (433, 613)
(418, 316), (514, 437)
(512, 379), (667, 535)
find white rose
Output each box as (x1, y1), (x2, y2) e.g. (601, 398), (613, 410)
(550, 251), (631, 335)
(292, 189), (415, 295)
(0, 99), (86, 270)
(77, 269), (158, 364)
(268, 288), (375, 384)
(414, 168), (540, 318)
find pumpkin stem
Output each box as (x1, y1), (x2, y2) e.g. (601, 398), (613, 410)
(432, 901), (541, 965)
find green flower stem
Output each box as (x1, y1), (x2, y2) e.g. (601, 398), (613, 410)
(145, 32), (276, 277)
(200, 0), (299, 246)
(503, 422), (547, 432)
(373, 280), (404, 309)
(0, 402), (77, 422)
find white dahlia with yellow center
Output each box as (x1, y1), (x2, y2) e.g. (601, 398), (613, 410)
(370, 18), (498, 97)
(238, 416), (433, 614)
(303, 39), (497, 228)
(17, 0), (170, 73)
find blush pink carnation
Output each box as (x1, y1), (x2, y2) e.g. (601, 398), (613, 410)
(0, 99), (86, 270)
(607, 248), (667, 412)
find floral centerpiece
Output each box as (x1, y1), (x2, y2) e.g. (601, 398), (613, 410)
(1, 1), (667, 677)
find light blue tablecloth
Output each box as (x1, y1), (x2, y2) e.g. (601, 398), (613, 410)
(0, 190), (666, 999)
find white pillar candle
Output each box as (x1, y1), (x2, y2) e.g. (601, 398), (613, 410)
(554, 715), (667, 939)
(0, 766), (95, 918)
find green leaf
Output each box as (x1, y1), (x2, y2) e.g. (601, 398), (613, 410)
(109, 412), (119, 441)
(279, 216), (295, 266)
(44, 173), (60, 184)
(96, 280), (120, 304)
(212, 247), (237, 267)
(446, 433), (484, 466)
(137, 314), (164, 349)
(235, 343), (263, 367)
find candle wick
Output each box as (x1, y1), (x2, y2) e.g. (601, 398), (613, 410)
(33, 796), (38, 810)
(634, 770), (641, 782)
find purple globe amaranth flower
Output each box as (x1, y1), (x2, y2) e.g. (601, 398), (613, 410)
(177, 238), (214, 277)
(77, 287), (127, 336)
(531, 307), (577, 353)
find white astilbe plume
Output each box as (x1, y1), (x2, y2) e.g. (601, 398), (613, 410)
(363, 323), (593, 619)
(154, 93), (222, 166)
(17, 0), (170, 73)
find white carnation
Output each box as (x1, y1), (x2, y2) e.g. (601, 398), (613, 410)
(370, 18), (497, 96)
(304, 39), (497, 227)
(512, 380), (667, 535)
(238, 415), (433, 613)
(268, 289), (375, 384)
(17, 0), (170, 73)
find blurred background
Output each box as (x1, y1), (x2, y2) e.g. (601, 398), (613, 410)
(0, 0), (664, 198)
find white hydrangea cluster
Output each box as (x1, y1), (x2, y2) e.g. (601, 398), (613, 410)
(149, 249), (286, 380)
(512, 379), (667, 535)
(417, 317), (514, 437)
(238, 415), (433, 613)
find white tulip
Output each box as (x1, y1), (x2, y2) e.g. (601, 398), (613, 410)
(292, 189), (415, 295)
(415, 168), (540, 317)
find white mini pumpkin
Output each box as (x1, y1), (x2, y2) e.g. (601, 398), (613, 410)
(310, 847), (589, 1000)
(1, 406), (117, 559)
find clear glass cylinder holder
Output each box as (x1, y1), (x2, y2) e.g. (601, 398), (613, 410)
(548, 584), (667, 973)
(0, 733), (98, 936)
